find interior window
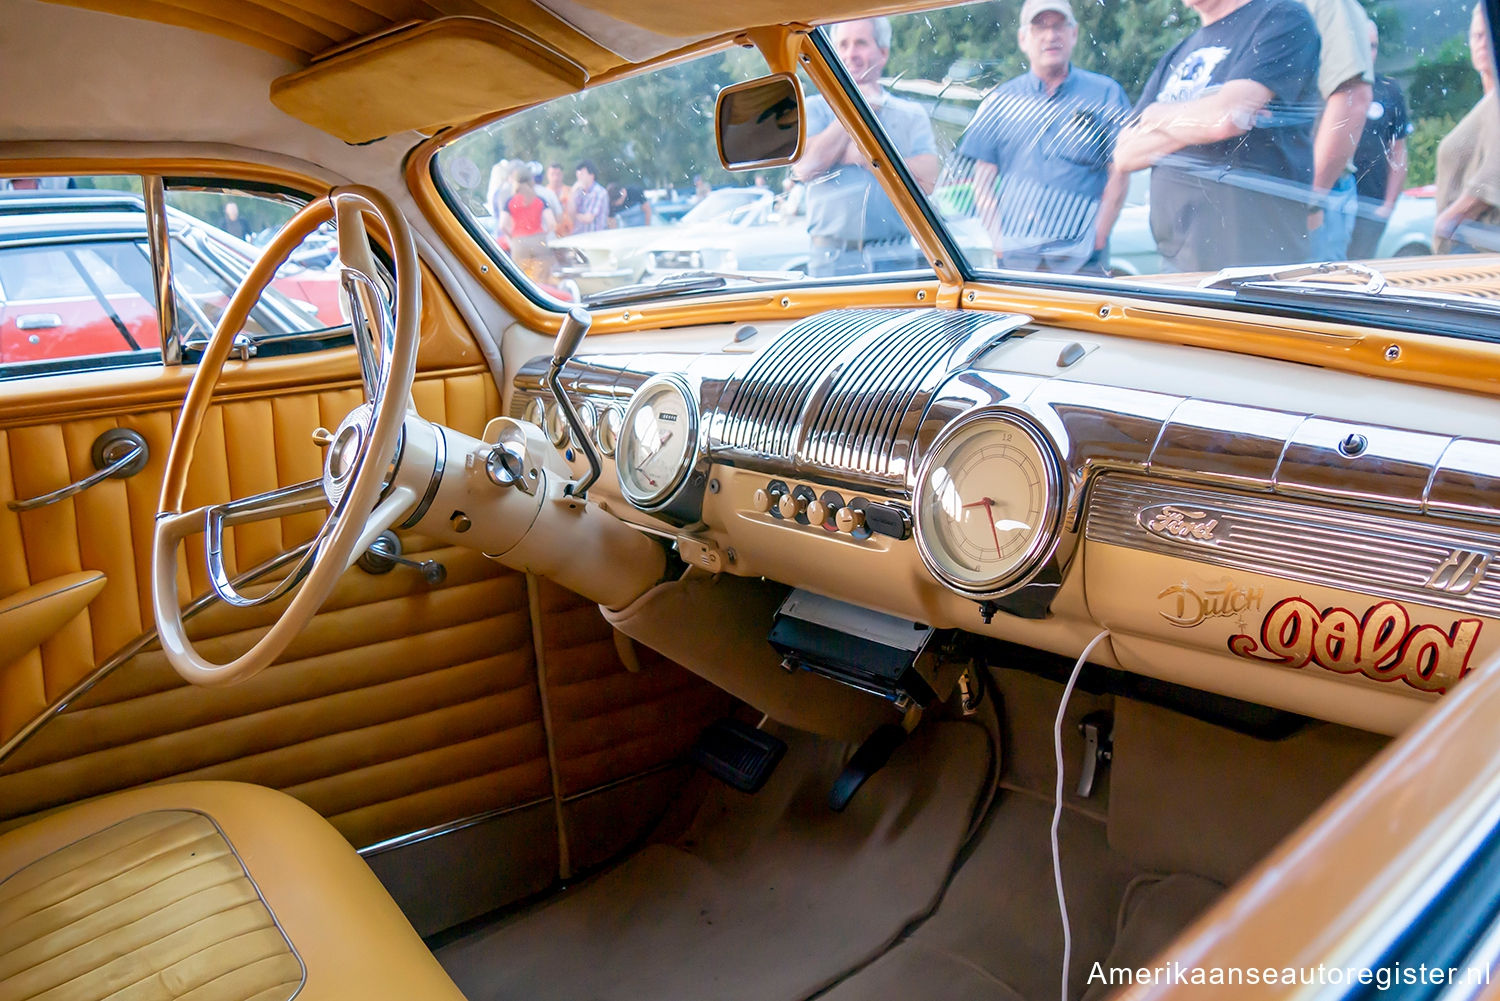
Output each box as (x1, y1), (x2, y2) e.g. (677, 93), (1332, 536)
(0, 174), (347, 377)
(433, 45), (929, 308)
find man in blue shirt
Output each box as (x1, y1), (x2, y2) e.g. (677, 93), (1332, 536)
(793, 17), (940, 277)
(955, 0), (1129, 273)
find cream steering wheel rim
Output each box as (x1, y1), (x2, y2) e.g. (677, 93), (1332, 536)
(151, 185), (421, 686)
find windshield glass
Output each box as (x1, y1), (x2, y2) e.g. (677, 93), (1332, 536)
(432, 46), (931, 306)
(821, 1), (1494, 325)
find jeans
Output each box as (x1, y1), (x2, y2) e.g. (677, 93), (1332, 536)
(1309, 173), (1357, 262)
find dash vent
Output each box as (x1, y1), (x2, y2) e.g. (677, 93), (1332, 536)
(717, 308), (1027, 480)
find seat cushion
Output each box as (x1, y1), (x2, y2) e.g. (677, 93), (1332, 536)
(0, 782), (466, 1001)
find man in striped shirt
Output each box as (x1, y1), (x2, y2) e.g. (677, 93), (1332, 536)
(956, 0), (1129, 274)
(572, 160), (610, 233)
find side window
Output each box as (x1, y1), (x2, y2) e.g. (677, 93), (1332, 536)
(433, 45), (931, 307)
(0, 242), (156, 364)
(0, 175), (347, 378)
(164, 186), (346, 346)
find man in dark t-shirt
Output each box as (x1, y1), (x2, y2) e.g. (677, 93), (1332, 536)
(1099, 0), (1320, 272)
(1349, 22), (1412, 259)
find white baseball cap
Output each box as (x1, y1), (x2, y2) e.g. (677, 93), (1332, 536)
(1019, 0), (1077, 26)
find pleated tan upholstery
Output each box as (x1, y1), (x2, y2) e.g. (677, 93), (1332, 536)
(537, 579), (733, 798)
(0, 811), (303, 1001)
(0, 369), (501, 744)
(0, 783), (467, 1001)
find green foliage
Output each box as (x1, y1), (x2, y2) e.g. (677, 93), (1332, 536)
(443, 48), (768, 205)
(1406, 113), (1460, 188)
(1404, 36), (1482, 120)
(882, 0), (1192, 102)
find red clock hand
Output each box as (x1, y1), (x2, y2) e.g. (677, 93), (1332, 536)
(961, 497), (1002, 552)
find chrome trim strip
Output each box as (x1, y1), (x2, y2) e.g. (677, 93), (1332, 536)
(356, 797), (554, 856)
(1084, 474), (1500, 618)
(142, 175), (182, 366)
(557, 759), (685, 805)
(399, 421), (446, 529)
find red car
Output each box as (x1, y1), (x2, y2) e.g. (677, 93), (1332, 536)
(0, 190), (345, 365)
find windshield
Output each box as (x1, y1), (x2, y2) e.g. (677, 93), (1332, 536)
(820, 1), (1497, 327)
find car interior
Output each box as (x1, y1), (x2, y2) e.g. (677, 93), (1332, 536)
(3, 0), (1500, 1000)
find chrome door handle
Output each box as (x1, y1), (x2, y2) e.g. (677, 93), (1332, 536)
(8, 428), (150, 512)
(15, 313), (62, 331)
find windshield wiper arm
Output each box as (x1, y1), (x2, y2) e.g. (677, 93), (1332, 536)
(584, 273), (728, 308)
(584, 269), (802, 308)
(1200, 261), (1386, 294)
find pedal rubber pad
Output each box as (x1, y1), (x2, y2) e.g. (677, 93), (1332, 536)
(691, 717), (787, 793)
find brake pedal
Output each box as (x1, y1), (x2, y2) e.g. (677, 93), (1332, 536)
(829, 724), (908, 812)
(691, 718), (787, 793)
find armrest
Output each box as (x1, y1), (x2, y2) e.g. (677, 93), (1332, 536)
(0, 571), (107, 670)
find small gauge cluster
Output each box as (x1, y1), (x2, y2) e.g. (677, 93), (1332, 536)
(524, 394), (625, 458)
(519, 375), (708, 524)
(911, 407), (1065, 600)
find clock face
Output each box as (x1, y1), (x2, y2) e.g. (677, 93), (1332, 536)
(914, 410), (1063, 597)
(616, 376), (697, 508)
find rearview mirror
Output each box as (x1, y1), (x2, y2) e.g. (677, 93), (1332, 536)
(715, 74), (803, 171)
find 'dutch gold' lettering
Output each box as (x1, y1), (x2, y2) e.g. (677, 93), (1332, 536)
(1228, 598), (1482, 694)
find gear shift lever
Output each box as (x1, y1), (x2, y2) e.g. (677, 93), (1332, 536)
(548, 306), (602, 498)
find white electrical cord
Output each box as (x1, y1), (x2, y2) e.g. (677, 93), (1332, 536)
(1053, 629), (1111, 1001)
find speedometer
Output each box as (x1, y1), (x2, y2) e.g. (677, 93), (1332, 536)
(617, 375), (698, 508)
(912, 409), (1064, 599)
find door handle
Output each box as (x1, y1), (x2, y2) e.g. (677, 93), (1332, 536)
(14, 313), (62, 331)
(8, 428), (149, 512)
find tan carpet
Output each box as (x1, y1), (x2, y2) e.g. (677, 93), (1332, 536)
(819, 792), (1142, 1001)
(437, 720), (991, 1001)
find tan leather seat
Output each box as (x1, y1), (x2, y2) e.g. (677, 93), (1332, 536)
(0, 781), (468, 1001)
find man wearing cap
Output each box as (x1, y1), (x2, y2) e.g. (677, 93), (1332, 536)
(1102, 0), (1320, 271)
(956, 0), (1130, 273)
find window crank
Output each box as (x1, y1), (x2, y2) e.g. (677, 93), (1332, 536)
(356, 530), (446, 585)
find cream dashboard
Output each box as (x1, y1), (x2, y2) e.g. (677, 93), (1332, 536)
(499, 307), (1500, 736)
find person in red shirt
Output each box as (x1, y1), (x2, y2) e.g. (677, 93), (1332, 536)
(500, 165), (557, 277)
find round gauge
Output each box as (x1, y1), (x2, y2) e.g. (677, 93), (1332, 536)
(597, 405), (623, 457)
(543, 401), (569, 448)
(523, 396), (546, 429)
(575, 399), (597, 442)
(912, 409), (1064, 599)
(616, 376), (698, 508)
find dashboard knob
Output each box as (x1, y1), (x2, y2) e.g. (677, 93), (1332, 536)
(752, 487), (771, 513)
(778, 492), (805, 520)
(836, 506), (865, 534)
(807, 499), (829, 525)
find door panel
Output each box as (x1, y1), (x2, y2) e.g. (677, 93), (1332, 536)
(0, 547), (549, 849)
(0, 368), (501, 737)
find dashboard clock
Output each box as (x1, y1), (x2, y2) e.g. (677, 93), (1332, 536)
(617, 375), (698, 508)
(912, 408), (1065, 599)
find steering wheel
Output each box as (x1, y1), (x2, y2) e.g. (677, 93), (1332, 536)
(152, 185), (421, 686)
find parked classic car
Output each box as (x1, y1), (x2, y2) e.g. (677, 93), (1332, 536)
(4, 2), (1500, 1001)
(0, 189), (344, 365)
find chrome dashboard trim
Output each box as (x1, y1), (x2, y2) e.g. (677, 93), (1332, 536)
(509, 308), (1500, 542)
(1085, 474), (1500, 619)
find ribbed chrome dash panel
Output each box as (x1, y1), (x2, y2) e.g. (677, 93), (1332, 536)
(717, 308), (1027, 480)
(1085, 475), (1500, 619)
